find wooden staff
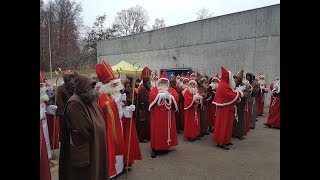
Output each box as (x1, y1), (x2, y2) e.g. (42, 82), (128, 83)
(51, 68), (61, 160)
(126, 62), (140, 179)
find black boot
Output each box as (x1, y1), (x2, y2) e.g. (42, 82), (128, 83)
(151, 149), (157, 158)
(217, 144), (230, 150)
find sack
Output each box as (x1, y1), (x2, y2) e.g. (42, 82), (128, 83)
(70, 132), (90, 168)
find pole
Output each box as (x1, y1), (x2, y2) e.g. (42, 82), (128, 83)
(126, 62), (140, 179)
(48, 16), (53, 78)
(51, 68), (61, 160)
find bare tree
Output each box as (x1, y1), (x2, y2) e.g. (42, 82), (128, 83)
(113, 5), (149, 36)
(152, 18), (166, 30)
(196, 8), (213, 20)
(80, 14), (117, 68)
(40, 0), (83, 71)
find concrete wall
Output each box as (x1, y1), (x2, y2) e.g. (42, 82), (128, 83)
(97, 4), (280, 107)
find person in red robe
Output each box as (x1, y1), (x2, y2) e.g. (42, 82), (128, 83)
(183, 80), (202, 142)
(149, 71), (179, 158)
(257, 73), (268, 116)
(264, 76), (280, 129)
(212, 66), (246, 150)
(96, 61), (137, 178)
(207, 73), (220, 133)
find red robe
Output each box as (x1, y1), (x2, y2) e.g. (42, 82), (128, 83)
(212, 81), (241, 145)
(98, 94), (126, 177)
(40, 120), (52, 180)
(149, 87), (179, 150)
(46, 114), (60, 149)
(257, 85), (267, 115)
(266, 83), (280, 128)
(122, 116), (142, 167)
(183, 89), (201, 139)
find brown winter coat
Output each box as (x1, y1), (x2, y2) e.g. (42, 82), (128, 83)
(59, 72), (108, 180)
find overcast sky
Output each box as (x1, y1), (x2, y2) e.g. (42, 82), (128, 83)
(43, 0), (280, 30)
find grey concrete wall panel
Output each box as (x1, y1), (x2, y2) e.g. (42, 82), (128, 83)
(97, 4), (280, 107)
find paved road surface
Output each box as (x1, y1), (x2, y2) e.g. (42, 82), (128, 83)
(50, 108), (279, 180)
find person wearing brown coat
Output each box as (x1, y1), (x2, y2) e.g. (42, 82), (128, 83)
(232, 70), (250, 140)
(197, 75), (210, 137)
(169, 75), (184, 133)
(59, 72), (108, 180)
(136, 76), (152, 142)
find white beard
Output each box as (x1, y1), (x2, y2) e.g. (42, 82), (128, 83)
(209, 82), (218, 90)
(99, 79), (124, 99)
(157, 84), (169, 93)
(188, 87), (197, 94)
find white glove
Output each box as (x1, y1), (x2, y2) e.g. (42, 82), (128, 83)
(159, 92), (166, 99)
(194, 94), (203, 100)
(163, 92), (171, 99)
(49, 105), (57, 110)
(128, 104), (135, 112)
(236, 85), (246, 92)
(115, 93), (126, 104)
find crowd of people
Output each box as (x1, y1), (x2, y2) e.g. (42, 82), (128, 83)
(40, 62), (280, 180)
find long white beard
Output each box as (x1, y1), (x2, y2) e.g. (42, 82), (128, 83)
(188, 87), (197, 94)
(99, 79), (124, 99)
(157, 84), (169, 93)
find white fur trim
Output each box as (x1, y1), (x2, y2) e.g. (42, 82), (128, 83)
(148, 94), (160, 111)
(188, 80), (197, 85)
(212, 90), (240, 106)
(184, 96), (196, 110)
(170, 94), (178, 112)
(182, 89), (187, 95)
(212, 77), (220, 82)
(157, 78), (169, 84)
(110, 155), (124, 178)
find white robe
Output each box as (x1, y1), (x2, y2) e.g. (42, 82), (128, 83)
(40, 102), (52, 159)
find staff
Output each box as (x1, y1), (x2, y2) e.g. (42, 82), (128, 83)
(52, 67), (61, 160)
(126, 62), (140, 178)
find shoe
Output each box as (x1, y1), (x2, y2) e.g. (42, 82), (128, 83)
(151, 149), (157, 158)
(188, 138), (195, 142)
(258, 114), (263, 116)
(250, 127), (255, 129)
(256, 119), (258, 121)
(209, 129), (214, 133)
(217, 144), (230, 150)
(263, 123), (271, 128)
(226, 143), (233, 146)
(238, 136), (244, 140)
(196, 137), (201, 140)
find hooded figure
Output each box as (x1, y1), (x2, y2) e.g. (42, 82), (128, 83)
(246, 73), (260, 129)
(212, 66), (245, 150)
(232, 70), (250, 140)
(59, 72), (108, 180)
(196, 74), (209, 136)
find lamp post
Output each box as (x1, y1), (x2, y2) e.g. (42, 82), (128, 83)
(48, 16), (53, 78)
